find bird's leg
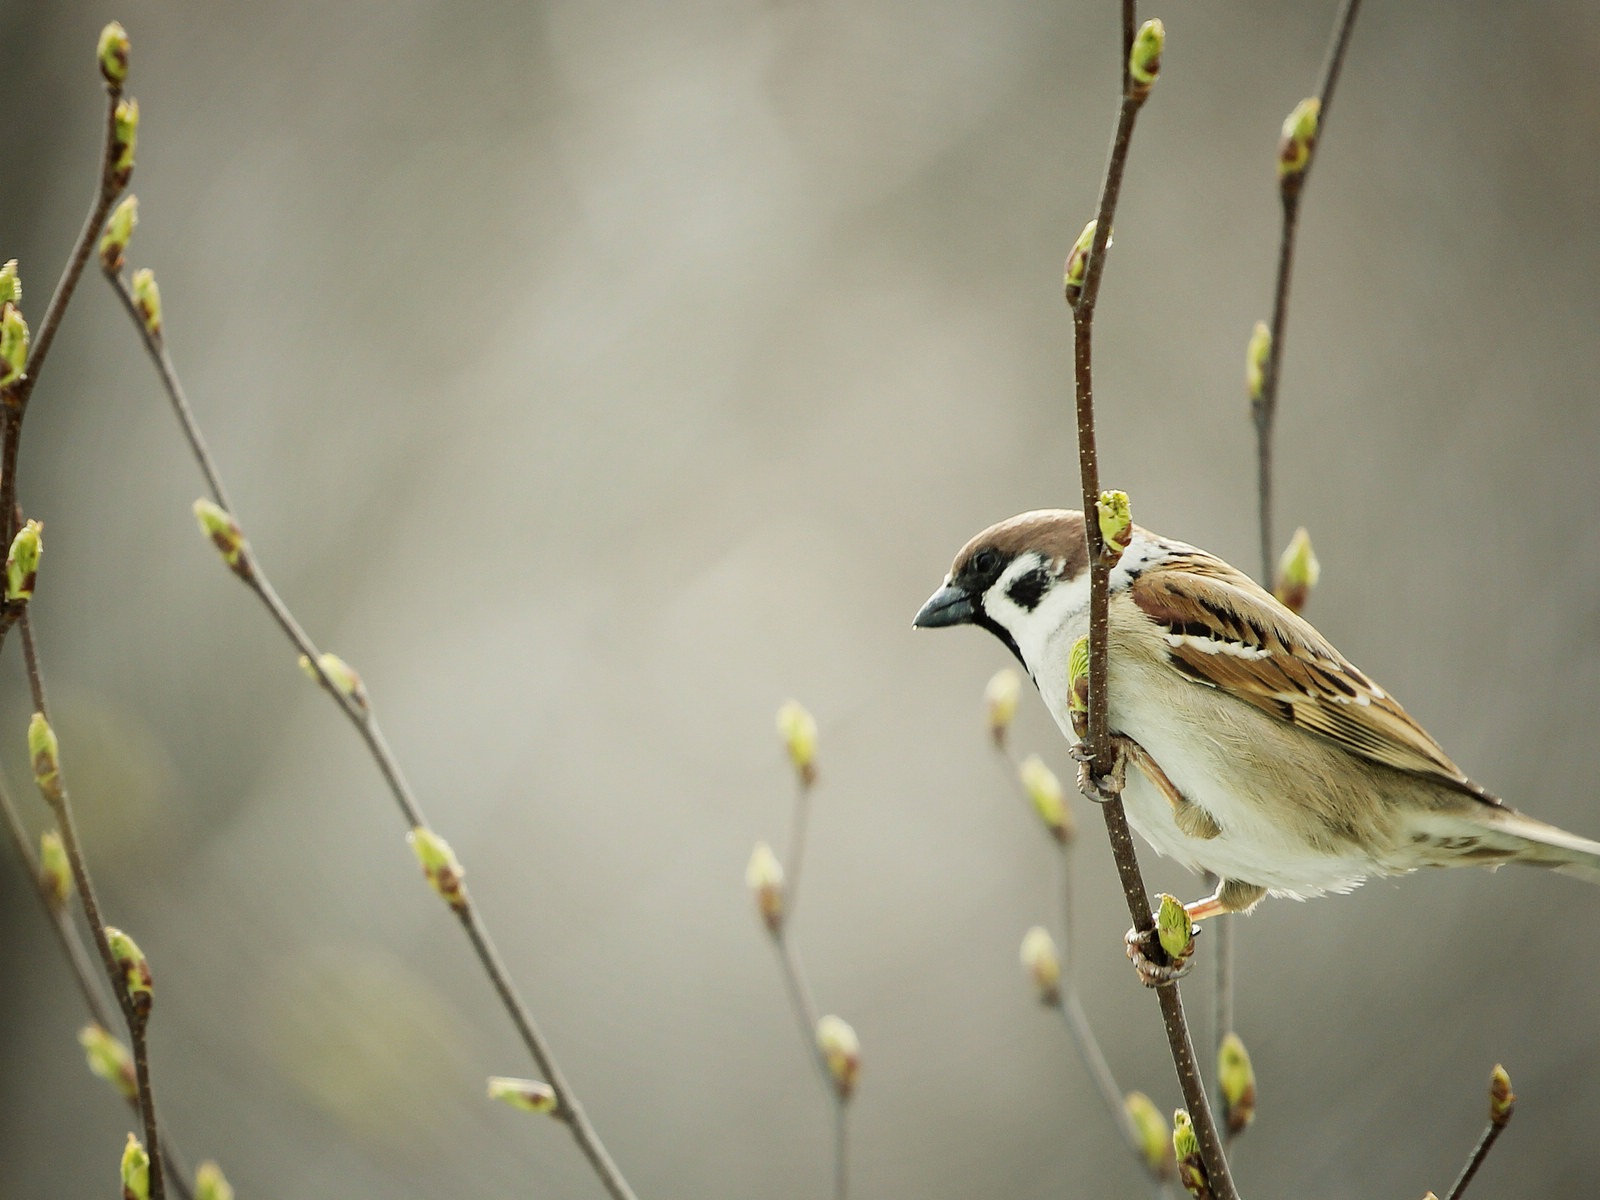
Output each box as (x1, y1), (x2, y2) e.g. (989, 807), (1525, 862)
(1070, 734), (1132, 804)
(1121, 738), (1222, 840)
(1123, 882), (1266, 987)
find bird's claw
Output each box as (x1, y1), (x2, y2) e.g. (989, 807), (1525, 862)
(1124, 923), (1198, 988)
(1071, 740), (1127, 804)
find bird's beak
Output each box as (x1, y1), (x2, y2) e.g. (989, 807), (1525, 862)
(913, 583), (976, 629)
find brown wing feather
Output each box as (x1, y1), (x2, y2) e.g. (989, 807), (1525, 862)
(1129, 552), (1472, 788)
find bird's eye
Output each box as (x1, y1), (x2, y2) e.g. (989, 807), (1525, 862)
(971, 548), (1001, 577)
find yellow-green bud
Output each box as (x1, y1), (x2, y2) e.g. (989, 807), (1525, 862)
(1172, 1109), (1207, 1198)
(1489, 1063), (1515, 1128)
(79, 1023), (137, 1102)
(39, 829), (72, 911)
(6, 517), (42, 601)
(1125, 1091), (1172, 1179)
(984, 668), (1021, 746)
(408, 825), (468, 912)
(1128, 18), (1165, 99)
(105, 926), (154, 1018)
(1097, 489), (1133, 560)
(297, 652), (368, 708)
(1063, 220), (1099, 302)
(1218, 1031), (1257, 1135)
(130, 268), (162, 337)
(100, 197), (139, 272)
(121, 1133), (151, 1200)
(0, 304), (29, 388)
(0, 259), (19, 308)
(28, 711), (62, 804)
(745, 841), (785, 932)
(1273, 526), (1320, 615)
(1019, 925), (1062, 1006)
(1155, 893), (1194, 964)
(776, 699), (818, 786)
(194, 1161), (234, 1200)
(1278, 97), (1320, 181)
(98, 21), (130, 88)
(487, 1075), (559, 1114)
(1066, 634), (1090, 737)
(1019, 753), (1073, 844)
(1245, 320), (1271, 404)
(192, 499), (250, 577)
(113, 98), (140, 186)
(816, 1014), (861, 1101)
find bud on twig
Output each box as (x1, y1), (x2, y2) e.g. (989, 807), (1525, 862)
(298, 652), (368, 708)
(121, 1133), (151, 1200)
(98, 21), (130, 88)
(0, 304), (29, 388)
(130, 268), (162, 337)
(1019, 925), (1062, 1006)
(192, 499), (250, 578)
(1173, 1109), (1209, 1198)
(1245, 320), (1271, 405)
(1125, 1091), (1173, 1179)
(488, 1075), (560, 1114)
(1063, 220), (1107, 305)
(100, 197), (139, 272)
(1273, 526), (1320, 615)
(408, 826), (468, 913)
(1127, 18), (1165, 101)
(1218, 1031), (1257, 1135)
(0, 259), (19, 308)
(984, 668), (1021, 747)
(816, 1014), (861, 1101)
(105, 926), (154, 1019)
(112, 98), (140, 188)
(776, 700), (818, 786)
(29, 711), (63, 804)
(1155, 893), (1195, 964)
(1278, 97), (1320, 184)
(39, 829), (72, 911)
(194, 1161), (234, 1200)
(1067, 634), (1090, 739)
(79, 1023), (137, 1101)
(745, 841), (785, 932)
(6, 518), (42, 601)
(1019, 754), (1073, 844)
(1489, 1063), (1515, 1128)
(1097, 489), (1133, 562)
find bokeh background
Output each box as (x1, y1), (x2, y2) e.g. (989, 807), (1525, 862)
(4, 1), (1600, 1196)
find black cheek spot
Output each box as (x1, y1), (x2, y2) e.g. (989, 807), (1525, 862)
(1006, 568), (1048, 611)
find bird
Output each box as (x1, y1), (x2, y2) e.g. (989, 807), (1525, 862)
(913, 509), (1600, 927)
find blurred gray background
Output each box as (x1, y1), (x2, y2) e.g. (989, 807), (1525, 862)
(4, 1), (1600, 1196)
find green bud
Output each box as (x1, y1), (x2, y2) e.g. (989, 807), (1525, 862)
(105, 926), (154, 1018)
(776, 699), (818, 786)
(984, 668), (1021, 746)
(297, 651), (368, 708)
(39, 829), (72, 911)
(1245, 319), (1271, 404)
(100, 197), (139, 272)
(1273, 526), (1320, 615)
(28, 711), (62, 804)
(130, 268), (162, 337)
(1128, 18), (1165, 99)
(121, 1133), (151, 1200)
(1278, 97), (1320, 181)
(1063, 220), (1099, 302)
(1124, 1091), (1172, 1179)
(745, 841), (785, 932)
(79, 1023), (138, 1101)
(191, 499), (250, 577)
(1019, 925), (1062, 1006)
(0, 259), (19, 308)
(816, 1014), (861, 1101)
(194, 1162), (234, 1200)
(408, 826), (468, 912)
(0, 304), (30, 388)
(487, 1075), (559, 1114)
(1155, 893), (1194, 963)
(1097, 489), (1133, 559)
(98, 22), (130, 88)
(1489, 1063), (1515, 1128)
(1172, 1109), (1207, 1198)
(1218, 1031), (1257, 1135)
(1019, 753), (1073, 844)
(6, 517), (42, 601)
(113, 98), (140, 186)
(1066, 634), (1090, 736)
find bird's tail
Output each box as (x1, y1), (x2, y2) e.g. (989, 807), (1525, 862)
(1409, 804), (1600, 885)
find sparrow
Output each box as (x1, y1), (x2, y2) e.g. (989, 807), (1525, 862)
(914, 509), (1600, 922)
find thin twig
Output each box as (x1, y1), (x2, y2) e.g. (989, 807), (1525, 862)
(1067, 5), (1240, 1198)
(102, 270), (638, 1200)
(1444, 1121), (1508, 1200)
(20, 613), (167, 1200)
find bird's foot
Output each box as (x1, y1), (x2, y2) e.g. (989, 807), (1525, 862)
(1124, 922), (1198, 988)
(1071, 736), (1131, 805)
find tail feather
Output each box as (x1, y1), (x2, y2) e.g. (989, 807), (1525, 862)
(1400, 804), (1600, 884)
(1472, 806), (1600, 884)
